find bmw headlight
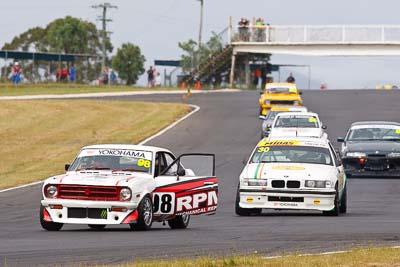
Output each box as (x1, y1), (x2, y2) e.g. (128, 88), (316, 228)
(305, 180), (330, 188)
(45, 185), (58, 198)
(388, 152), (400, 158)
(119, 188), (132, 201)
(242, 178), (267, 186)
(346, 152), (366, 158)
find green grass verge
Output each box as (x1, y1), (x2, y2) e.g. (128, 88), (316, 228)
(0, 83), (183, 96)
(0, 100), (189, 189)
(120, 247), (400, 267)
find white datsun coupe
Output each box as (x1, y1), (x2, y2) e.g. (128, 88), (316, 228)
(40, 144), (218, 231)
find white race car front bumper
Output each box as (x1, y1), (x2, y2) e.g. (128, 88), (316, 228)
(41, 199), (138, 225)
(239, 188), (336, 211)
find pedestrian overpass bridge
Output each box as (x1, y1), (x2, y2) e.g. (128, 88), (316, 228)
(228, 24), (400, 87)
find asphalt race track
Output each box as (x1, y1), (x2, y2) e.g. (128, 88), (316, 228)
(1, 90), (400, 266)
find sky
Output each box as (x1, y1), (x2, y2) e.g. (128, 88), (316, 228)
(1, 0), (400, 88)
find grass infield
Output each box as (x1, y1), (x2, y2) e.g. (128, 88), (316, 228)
(0, 83), (183, 96)
(120, 247), (400, 267)
(0, 100), (189, 189)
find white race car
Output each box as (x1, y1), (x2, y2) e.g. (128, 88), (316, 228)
(40, 144), (218, 231)
(269, 112), (327, 139)
(236, 137), (346, 216)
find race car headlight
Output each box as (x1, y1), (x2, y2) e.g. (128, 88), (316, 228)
(264, 100), (271, 105)
(388, 152), (400, 158)
(346, 152), (366, 158)
(119, 188), (132, 201)
(243, 179), (267, 186)
(45, 185), (58, 198)
(305, 180), (328, 188)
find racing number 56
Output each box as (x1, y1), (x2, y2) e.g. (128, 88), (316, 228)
(153, 192), (175, 215)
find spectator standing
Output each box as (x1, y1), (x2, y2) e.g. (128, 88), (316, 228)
(110, 70), (117, 85)
(69, 65), (76, 82)
(102, 68), (109, 85)
(147, 66), (154, 87)
(238, 18), (250, 41)
(255, 18), (265, 42)
(154, 70), (162, 87)
(286, 72), (296, 83)
(11, 62), (21, 85)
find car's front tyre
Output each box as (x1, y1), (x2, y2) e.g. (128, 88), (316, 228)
(235, 183), (262, 216)
(40, 205), (63, 231)
(168, 214), (190, 229)
(130, 195), (153, 231)
(323, 184), (340, 216)
(339, 183), (347, 214)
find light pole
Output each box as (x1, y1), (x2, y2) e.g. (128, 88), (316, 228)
(198, 0), (204, 50)
(196, 0), (204, 69)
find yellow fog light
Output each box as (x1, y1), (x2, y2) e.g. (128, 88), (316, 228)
(314, 199), (321, 205)
(247, 197), (254, 203)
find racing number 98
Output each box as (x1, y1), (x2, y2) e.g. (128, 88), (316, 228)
(153, 193), (175, 215)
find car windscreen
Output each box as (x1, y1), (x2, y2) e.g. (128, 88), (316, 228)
(69, 148), (153, 174)
(347, 126), (400, 141)
(266, 111), (279, 121)
(274, 115), (319, 128)
(251, 145), (333, 165)
(268, 87), (296, 94)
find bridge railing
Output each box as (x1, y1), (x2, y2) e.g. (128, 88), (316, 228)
(229, 25), (400, 44)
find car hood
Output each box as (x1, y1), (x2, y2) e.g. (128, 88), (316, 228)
(345, 141), (400, 154)
(269, 128), (322, 138)
(242, 163), (336, 180)
(45, 171), (152, 186)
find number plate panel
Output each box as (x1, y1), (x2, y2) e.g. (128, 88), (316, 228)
(152, 192), (175, 215)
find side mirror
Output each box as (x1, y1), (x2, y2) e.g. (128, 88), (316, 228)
(65, 164), (71, 171)
(177, 168), (186, 176)
(299, 92), (303, 95)
(258, 115), (266, 120)
(322, 125), (327, 129)
(259, 91), (264, 95)
(337, 137), (345, 142)
(242, 156), (248, 165)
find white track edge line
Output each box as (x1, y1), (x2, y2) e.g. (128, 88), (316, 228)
(263, 246), (400, 260)
(0, 181), (43, 193)
(0, 104), (200, 193)
(139, 104), (200, 145)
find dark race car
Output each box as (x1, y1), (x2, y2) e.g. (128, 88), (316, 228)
(337, 121), (400, 178)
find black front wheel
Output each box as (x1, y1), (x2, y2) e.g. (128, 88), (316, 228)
(339, 183), (347, 214)
(40, 205), (63, 231)
(235, 183), (262, 216)
(130, 195), (153, 231)
(323, 185), (340, 216)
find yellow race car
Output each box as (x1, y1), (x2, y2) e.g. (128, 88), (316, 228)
(258, 83), (303, 116)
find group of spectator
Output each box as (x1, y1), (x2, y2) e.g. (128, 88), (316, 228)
(56, 65), (75, 82)
(147, 66), (161, 87)
(100, 68), (117, 85)
(238, 17), (270, 42)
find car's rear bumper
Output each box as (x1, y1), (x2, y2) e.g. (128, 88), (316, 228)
(343, 157), (400, 178)
(41, 199), (138, 225)
(239, 189), (335, 211)
(345, 169), (400, 178)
